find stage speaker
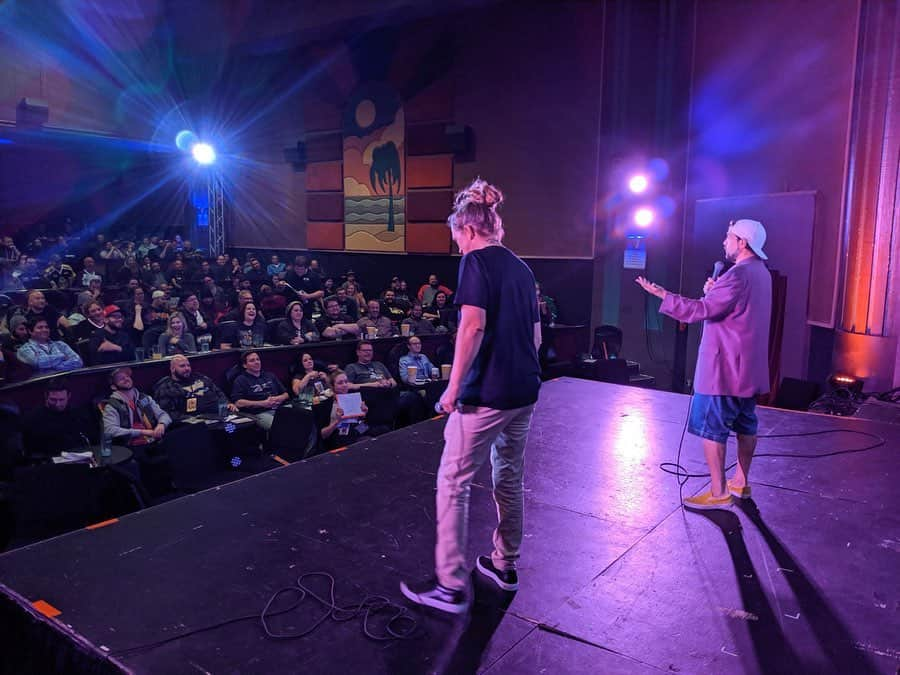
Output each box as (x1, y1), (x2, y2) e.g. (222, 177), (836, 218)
(444, 124), (473, 157)
(773, 377), (821, 411)
(16, 98), (48, 127)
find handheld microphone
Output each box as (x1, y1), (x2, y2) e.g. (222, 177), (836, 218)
(712, 261), (725, 281)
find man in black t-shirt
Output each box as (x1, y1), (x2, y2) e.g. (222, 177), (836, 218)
(230, 351), (288, 431)
(88, 305), (136, 365)
(402, 179), (540, 615)
(284, 255), (323, 316)
(315, 297), (361, 340)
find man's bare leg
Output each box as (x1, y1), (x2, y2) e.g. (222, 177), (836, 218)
(730, 434), (757, 488)
(702, 438), (728, 497)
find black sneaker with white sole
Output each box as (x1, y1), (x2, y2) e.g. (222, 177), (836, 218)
(476, 556), (519, 591)
(400, 578), (470, 614)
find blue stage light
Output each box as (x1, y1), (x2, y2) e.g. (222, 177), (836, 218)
(191, 142), (216, 165)
(175, 130), (197, 151)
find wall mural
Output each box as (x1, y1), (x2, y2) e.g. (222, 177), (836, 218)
(343, 83), (405, 252)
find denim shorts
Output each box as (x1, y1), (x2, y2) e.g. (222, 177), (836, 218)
(688, 393), (758, 443)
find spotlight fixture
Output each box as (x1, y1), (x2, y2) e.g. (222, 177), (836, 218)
(633, 207), (655, 227)
(191, 142), (216, 166)
(628, 174), (649, 194)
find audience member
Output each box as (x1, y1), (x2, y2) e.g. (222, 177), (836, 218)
(16, 289), (70, 339)
(157, 312), (197, 356)
(22, 378), (97, 460)
(335, 286), (359, 321)
(284, 255), (323, 315)
(536, 281), (558, 325)
(318, 369), (370, 451)
(220, 301), (266, 349)
(290, 352), (330, 400)
(345, 341), (398, 391)
(89, 305), (136, 365)
(180, 292), (210, 337)
(16, 317), (83, 373)
(382, 290), (408, 324)
(153, 355), (236, 422)
(230, 351), (288, 431)
(267, 254), (285, 277)
(258, 284), (286, 318)
(417, 273), (453, 307)
(424, 291), (456, 332)
(344, 280), (366, 316)
(244, 257), (269, 290)
(1, 315), (30, 352)
(79, 256), (102, 287)
(42, 255), (76, 289)
(401, 302), (436, 336)
(274, 301), (319, 345)
(398, 336), (436, 385)
(102, 366), (171, 447)
(316, 297), (361, 340)
(357, 300), (393, 338)
(76, 277), (103, 309)
(71, 300), (107, 342)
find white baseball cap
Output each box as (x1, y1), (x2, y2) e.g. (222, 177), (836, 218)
(730, 219), (768, 260)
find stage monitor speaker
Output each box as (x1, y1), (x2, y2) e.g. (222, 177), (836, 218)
(444, 124), (473, 157)
(16, 98), (48, 127)
(773, 377), (821, 411)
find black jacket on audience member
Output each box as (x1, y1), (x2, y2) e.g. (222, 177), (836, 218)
(22, 405), (98, 459)
(88, 327), (136, 365)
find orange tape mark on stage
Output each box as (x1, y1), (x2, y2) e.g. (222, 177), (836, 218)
(430, 414), (445, 420)
(32, 600), (61, 618)
(272, 455), (290, 466)
(329, 447), (348, 454)
(86, 518), (119, 530)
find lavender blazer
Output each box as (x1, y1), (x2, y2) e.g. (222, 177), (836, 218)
(660, 258), (772, 397)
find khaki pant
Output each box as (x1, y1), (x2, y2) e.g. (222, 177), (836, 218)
(435, 403), (535, 591)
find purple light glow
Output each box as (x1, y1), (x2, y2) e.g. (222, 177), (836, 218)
(628, 174), (649, 194)
(634, 207), (655, 227)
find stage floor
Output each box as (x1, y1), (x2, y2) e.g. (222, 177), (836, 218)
(1, 377), (897, 674)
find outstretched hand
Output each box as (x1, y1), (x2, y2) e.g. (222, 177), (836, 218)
(635, 276), (667, 300)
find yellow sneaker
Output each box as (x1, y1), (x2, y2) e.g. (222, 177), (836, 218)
(683, 490), (733, 511)
(727, 481), (752, 499)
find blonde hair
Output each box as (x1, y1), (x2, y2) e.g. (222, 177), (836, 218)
(448, 178), (504, 240)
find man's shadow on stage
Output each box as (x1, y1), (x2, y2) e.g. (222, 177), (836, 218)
(695, 500), (875, 675)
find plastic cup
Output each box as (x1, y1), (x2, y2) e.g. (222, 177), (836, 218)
(400, 324), (410, 336)
(407, 366), (418, 382)
(134, 347), (146, 361)
(366, 326), (377, 339)
(441, 364), (451, 380)
(151, 348), (163, 360)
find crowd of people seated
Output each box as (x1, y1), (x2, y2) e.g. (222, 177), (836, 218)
(0, 226), (479, 382)
(0, 224), (564, 547)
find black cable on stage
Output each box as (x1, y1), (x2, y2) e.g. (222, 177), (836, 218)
(659, 428), (888, 484)
(109, 572), (421, 658)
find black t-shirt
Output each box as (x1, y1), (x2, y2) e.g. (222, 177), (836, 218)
(231, 371), (286, 402)
(315, 313), (353, 335)
(88, 327), (136, 364)
(285, 269), (322, 314)
(454, 245), (540, 409)
(221, 321), (266, 348)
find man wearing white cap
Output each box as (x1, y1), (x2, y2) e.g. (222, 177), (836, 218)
(636, 218), (771, 510)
